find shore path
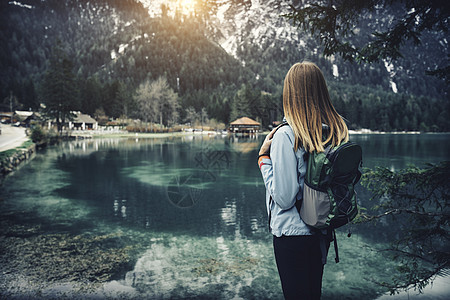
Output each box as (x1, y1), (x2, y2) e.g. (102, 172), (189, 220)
(0, 125), (29, 152)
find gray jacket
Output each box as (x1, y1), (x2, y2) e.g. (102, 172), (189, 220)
(259, 124), (312, 237)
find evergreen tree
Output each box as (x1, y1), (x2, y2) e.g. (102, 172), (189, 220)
(360, 162), (450, 293)
(79, 76), (102, 116)
(103, 80), (126, 119)
(230, 84), (256, 121)
(22, 79), (39, 111)
(118, 82), (134, 120)
(40, 42), (79, 132)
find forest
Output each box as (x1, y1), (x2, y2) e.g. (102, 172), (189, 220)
(0, 0), (448, 131)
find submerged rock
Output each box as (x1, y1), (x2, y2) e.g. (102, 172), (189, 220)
(0, 218), (140, 297)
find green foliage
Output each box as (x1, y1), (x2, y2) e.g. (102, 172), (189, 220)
(285, 0), (449, 82)
(328, 82), (450, 132)
(232, 20), (447, 130)
(0, 140), (34, 162)
(0, 0), (246, 123)
(78, 76), (103, 117)
(134, 77), (179, 130)
(40, 42), (79, 132)
(229, 84), (278, 125)
(0, 149), (18, 162)
(230, 84), (255, 121)
(360, 162), (450, 293)
(30, 126), (48, 145)
(17, 140), (34, 149)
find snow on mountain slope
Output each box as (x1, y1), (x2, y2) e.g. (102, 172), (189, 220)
(139, 0), (303, 58)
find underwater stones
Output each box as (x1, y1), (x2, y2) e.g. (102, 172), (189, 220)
(0, 221), (138, 288)
(191, 256), (260, 277)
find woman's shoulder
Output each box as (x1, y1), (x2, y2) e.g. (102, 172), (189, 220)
(273, 123), (306, 155)
(274, 122), (293, 135)
(273, 123), (295, 144)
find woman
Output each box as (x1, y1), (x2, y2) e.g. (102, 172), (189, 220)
(258, 62), (349, 299)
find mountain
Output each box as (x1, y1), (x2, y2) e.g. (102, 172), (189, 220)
(1, 0), (246, 121)
(139, 0), (449, 131)
(139, 0), (447, 97)
(0, 0), (448, 131)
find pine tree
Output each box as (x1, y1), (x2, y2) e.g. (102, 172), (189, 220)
(230, 84), (254, 121)
(79, 76), (102, 116)
(285, 0), (449, 81)
(360, 162), (450, 293)
(40, 42), (79, 133)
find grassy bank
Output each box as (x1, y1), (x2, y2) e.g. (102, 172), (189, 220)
(0, 140), (35, 181)
(0, 140), (34, 160)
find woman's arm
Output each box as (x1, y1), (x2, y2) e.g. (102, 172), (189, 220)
(259, 128), (299, 210)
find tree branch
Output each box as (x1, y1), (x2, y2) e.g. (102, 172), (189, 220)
(379, 261), (449, 293)
(358, 208), (449, 222)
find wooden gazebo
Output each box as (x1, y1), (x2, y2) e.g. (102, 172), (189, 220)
(229, 117), (260, 134)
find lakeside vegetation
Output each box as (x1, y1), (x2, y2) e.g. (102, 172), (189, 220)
(360, 161), (450, 293)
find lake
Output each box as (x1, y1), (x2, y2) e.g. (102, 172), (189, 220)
(0, 133), (449, 299)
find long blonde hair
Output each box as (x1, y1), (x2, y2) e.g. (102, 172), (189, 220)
(283, 62), (348, 153)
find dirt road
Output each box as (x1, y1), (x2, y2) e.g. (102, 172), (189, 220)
(0, 124), (29, 152)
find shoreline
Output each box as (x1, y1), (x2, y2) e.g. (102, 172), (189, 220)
(1, 127), (446, 179)
(0, 141), (35, 182)
(0, 126), (446, 180)
(71, 128), (449, 139)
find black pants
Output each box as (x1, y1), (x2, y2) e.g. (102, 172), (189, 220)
(273, 235), (324, 300)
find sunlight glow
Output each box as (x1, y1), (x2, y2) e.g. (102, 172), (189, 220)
(179, 0), (196, 15)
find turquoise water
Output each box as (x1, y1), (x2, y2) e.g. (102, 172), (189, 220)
(1, 133), (449, 299)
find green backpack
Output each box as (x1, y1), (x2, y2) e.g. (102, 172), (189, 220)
(299, 139), (362, 263)
(300, 141), (362, 230)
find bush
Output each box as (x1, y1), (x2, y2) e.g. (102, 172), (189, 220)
(30, 126), (48, 144)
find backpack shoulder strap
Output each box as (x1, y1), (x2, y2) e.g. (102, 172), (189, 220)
(272, 122), (289, 135)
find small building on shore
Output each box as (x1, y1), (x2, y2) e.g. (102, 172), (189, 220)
(14, 111), (41, 127)
(0, 112), (13, 124)
(46, 112), (98, 131)
(229, 117), (260, 135)
(70, 112), (98, 130)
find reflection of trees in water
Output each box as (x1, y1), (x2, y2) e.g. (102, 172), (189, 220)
(10, 134), (448, 298)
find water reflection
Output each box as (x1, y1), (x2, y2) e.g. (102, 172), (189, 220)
(1, 133), (449, 299)
(220, 198), (237, 227)
(27, 134), (450, 243)
(350, 133), (450, 168)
